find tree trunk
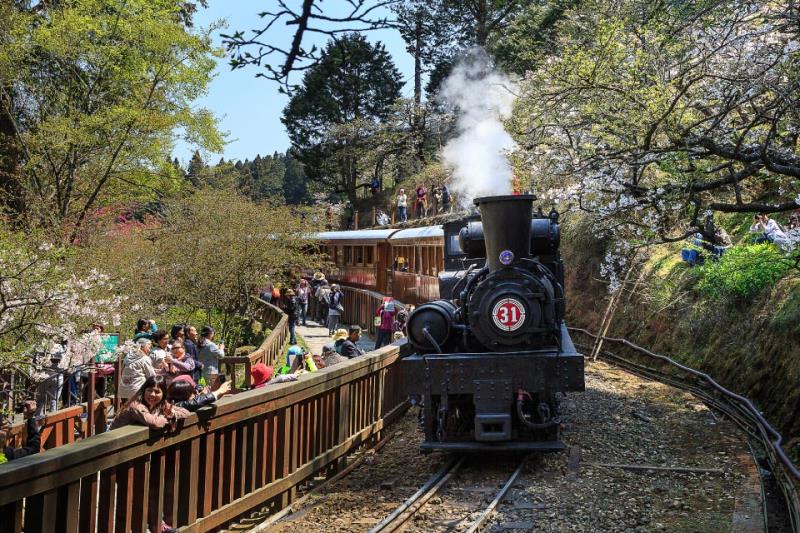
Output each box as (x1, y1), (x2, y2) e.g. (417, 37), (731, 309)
(413, 10), (422, 106)
(0, 85), (25, 218)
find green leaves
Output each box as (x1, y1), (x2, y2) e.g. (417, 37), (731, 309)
(0, 0), (222, 241)
(695, 244), (793, 300)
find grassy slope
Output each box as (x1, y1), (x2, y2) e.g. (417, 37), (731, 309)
(561, 217), (800, 456)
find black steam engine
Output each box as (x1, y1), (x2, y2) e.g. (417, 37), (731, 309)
(402, 195), (585, 452)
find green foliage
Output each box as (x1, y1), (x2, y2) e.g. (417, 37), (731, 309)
(0, 0), (223, 241)
(695, 244), (792, 299)
(282, 34), (402, 201)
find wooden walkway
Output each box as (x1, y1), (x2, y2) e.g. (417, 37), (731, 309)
(295, 319), (375, 355)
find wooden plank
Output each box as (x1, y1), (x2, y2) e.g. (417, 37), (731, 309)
(97, 468), (117, 533)
(0, 500), (23, 533)
(233, 424), (244, 500)
(115, 462), (135, 533)
(177, 438), (200, 525)
(199, 432), (216, 518)
(180, 415), (391, 532)
(337, 381), (351, 443)
(0, 346), (402, 502)
(165, 445), (180, 528)
(79, 473), (98, 533)
(131, 456), (150, 533)
(247, 419), (257, 493)
(279, 407), (291, 508)
(24, 488), (58, 533)
(223, 428), (234, 505)
(255, 416), (266, 489)
(148, 450), (165, 533)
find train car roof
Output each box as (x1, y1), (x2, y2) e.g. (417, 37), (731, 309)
(389, 225), (444, 241)
(314, 229), (398, 241)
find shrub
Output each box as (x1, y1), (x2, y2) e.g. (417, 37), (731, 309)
(695, 244), (792, 299)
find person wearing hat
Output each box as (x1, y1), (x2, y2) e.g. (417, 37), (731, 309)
(332, 328), (349, 354)
(327, 284), (343, 335)
(284, 289), (299, 344)
(251, 362), (298, 388)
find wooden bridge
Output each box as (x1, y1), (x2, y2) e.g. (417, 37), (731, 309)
(0, 286), (407, 532)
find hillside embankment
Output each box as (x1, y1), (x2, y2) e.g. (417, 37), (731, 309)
(562, 219), (800, 458)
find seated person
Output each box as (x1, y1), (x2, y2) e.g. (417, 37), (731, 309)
(166, 376), (232, 412)
(332, 329), (349, 354)
(340, 326), (365, 359)
(319, 343), (347, 368)
(251, 363), (298, 388)
(750, 212), (788, 245)
(0, 400), (40, 463)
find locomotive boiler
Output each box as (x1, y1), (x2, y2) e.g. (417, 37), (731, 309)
(402, 195), (585, 452)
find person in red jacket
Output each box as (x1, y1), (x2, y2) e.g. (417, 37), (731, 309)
(374, 298), (396, 349)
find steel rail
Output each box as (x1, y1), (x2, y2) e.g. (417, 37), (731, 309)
(570, 328), (800, 531)
(369, 456), (465, 533)
(464, 457), (527, 533)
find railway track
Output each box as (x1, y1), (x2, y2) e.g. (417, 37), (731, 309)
(369, 455), (526, 533)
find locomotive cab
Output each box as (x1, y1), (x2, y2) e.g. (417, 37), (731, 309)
(402, 195), (585, 452)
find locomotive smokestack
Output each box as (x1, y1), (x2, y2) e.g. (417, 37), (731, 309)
(474, 194), (535, 271)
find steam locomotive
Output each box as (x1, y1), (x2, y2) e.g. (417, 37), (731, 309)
(402, 195), (585, 452)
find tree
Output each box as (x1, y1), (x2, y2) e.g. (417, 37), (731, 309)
(282, 34), (402, 202)
(512, 0), (800, 250)
(282, 153), (309, 204)
(222, 0), (399, 92)
(0, 0), (223, 242)
(186, 151), (207, 187)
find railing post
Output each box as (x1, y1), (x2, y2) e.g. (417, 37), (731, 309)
(354, 210), (359, 230)
(87, 365), (96, 438)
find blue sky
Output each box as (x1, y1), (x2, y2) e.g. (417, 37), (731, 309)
(174, 1), (415, 165)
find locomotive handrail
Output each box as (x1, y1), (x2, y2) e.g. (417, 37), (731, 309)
(0, 339), (408, 531)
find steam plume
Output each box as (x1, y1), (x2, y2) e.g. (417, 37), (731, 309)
(439, 49), (517, 207)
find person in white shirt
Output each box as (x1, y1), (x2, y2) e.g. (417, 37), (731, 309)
(396, 189), (408, 222)
(750, 213), (788, 245)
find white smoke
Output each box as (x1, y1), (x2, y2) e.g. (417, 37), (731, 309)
(439, 49), (518, 208)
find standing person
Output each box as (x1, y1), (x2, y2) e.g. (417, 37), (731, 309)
(150, 330), (170, 371)
(284, 289), (299, 345)
(183, 325), (202, 382)
(374, 299), (396, 349)
(296, 279), (311, 326)
(415, 185), (428, 218)
(327, 285), (343, 335)
(169, 324), (185, 344)
(260, 280), (274, 304)
(432, 187), (443, 214)
(370, 176), (380, 195)
(314, 279), (331, 324)
(396, 188), (408, 222)
(118, 338), (157, 402)
(197, 326), (225, 385)
(133, 319), (152, 341)
(0, 400), (40, 461)
(164, 340), (195, 383)
(441, 185), (451, 213)
(340, 326), (365, 358)
(34, 340), (66, 417)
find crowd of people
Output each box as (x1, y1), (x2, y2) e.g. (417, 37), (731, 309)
(394, 185), (451, 223)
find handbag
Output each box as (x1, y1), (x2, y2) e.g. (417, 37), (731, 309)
(374, 316), (382, 327)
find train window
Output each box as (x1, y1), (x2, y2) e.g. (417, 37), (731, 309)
(365, 246), (374, 265)
(344, 246), (352, 265)
(355, 246), (364, 265)
(448, 235), (462, 254)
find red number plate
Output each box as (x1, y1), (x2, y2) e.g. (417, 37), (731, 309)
(491, 298), (526, 332)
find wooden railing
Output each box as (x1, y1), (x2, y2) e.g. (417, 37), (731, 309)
(220, 298), (290, 391)
(0, 340), (408, 532)
(308, 285), (404, 337)
(6, 397), (111, 452)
